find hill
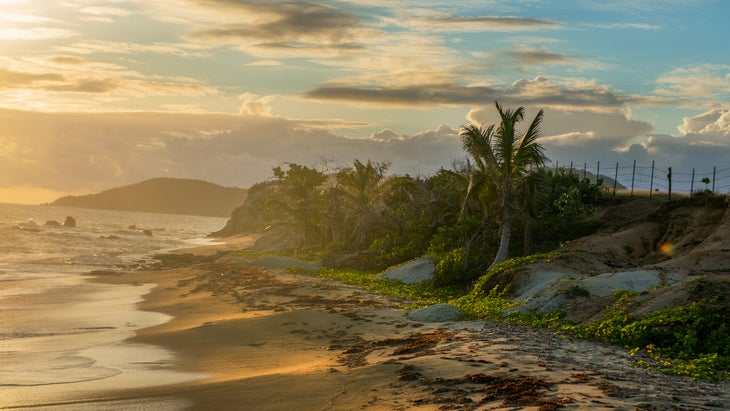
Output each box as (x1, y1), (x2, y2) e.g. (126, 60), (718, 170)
(473, 194), (728, 320)
(49, 178), (247, 217)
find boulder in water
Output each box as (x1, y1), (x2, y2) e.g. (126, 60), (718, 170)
(18, 219), (41, 231)
(63, 216), (76, 227)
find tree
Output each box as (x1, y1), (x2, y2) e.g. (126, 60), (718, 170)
(459, 101), (548, 269)
(328, 159), (392, 250)
(270, 163), (329, 251)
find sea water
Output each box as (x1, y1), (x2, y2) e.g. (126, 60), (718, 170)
(0, 203), (228, 409)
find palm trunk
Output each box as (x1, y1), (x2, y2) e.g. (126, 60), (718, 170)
(489, 211), (511, 270)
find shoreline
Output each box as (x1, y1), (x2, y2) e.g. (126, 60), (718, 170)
(37, 239), (730, 410)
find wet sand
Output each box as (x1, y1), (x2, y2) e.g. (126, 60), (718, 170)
(10, 240), (729, 410)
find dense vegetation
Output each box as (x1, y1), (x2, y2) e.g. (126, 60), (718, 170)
(226, 102), (728, 381)
(225, 102), (608, 285)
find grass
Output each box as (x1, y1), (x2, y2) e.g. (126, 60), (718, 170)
(291, 265), (462, 310)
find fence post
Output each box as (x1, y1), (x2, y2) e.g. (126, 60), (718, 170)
(668, 167), (672, 201)
(555, 161), (558, 174)
(631, 160), (636, 196)
(613, 162), (618, 197)
(596, 161), (600, 184)
(649, 160), (655, 198)
(713, 166), (717, 192)
(690, 168), (695, 194)
(569, 161), (573, 174)
(583, 162), (587, 180)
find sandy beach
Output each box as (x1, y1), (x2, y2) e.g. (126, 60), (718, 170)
(17, 238), (728, 411)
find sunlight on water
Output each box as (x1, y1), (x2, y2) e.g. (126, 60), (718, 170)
(0, 203), (226, 408)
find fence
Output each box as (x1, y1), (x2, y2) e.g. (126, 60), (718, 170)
(549, 160), (730, 199)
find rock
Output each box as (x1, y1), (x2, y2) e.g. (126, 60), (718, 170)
(128, 224), (137, 229)
(142, 229), (153, 236)
(376, 258), (435, 284)
(509, 269), (665, 315)
(407, 304), (461, 323)
(580, 270), (662, 297)
(18, 219), (40, 231)
(45, 220), (62, 227)
(63, 216), (76, 227)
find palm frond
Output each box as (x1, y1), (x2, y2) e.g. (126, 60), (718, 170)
(459, 123), (498, 176)
(514, 109), (548, 171)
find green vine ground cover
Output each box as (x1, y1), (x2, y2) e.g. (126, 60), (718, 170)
(281, 255), (729, 382)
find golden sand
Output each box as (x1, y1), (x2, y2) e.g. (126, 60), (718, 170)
(24, 238), (727, 410)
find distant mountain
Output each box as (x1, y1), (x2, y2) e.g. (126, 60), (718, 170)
(49, 178), (247, 217)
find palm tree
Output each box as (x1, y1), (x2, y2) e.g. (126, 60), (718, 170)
(328, 159), (391, 250)
(460, 101), (548, 269)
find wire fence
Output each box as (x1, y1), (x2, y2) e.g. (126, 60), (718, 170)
(548, 160), (730, 199)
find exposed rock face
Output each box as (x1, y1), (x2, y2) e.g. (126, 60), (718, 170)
(63, 216), (76, 227)
(509, 269), (666, 315)
(49, 178), (247, 217)
(492, 194), (730, 324)
(407, 304), (462, 323)
(376, 258), (435, 284)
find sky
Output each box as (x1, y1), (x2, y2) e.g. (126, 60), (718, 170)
(1, 0), (730, 204)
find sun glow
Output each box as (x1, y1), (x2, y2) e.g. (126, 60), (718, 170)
(0, 186), (67, 205)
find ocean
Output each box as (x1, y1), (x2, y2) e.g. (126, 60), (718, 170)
(0, 203), (229, 409)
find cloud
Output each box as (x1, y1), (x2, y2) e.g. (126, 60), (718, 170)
(370, 128), (401, 142)
(0, 57), (217, 103)
(238, 93), (277, 116)
(303, 76), (630, 113)
(45, 55), (88, 65)
(188, 0), (366, 49)
(0, 108), (463, 197)
(459, 99), (663, 181)
(0, 27), (76, 41)
(244, 60), (282, 67)
(505, 46), (573, 64)
(0, 68), (64, 87)
(655, 65), (730, 108)
(78, 6), (134, 22)
(577, 0), (704, 13)
(411, 15), (563, 32)
(583, 22), (661, 30)
(640, 132), (730, 185)
(57, 40), (206, 57)
(678, 109), (730, 136)
(540, 108), (730, 190)
(4, 105), (729, 201)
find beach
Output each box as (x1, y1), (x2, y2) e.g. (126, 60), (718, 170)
(12, 238), (727, 410)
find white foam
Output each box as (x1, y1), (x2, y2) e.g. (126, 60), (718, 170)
(0, 281), (204, 408)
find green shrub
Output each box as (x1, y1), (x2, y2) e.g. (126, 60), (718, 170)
(567, 294), (729, 381)
(453, 284), (516, 319)
(426, 216), (494, 287)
